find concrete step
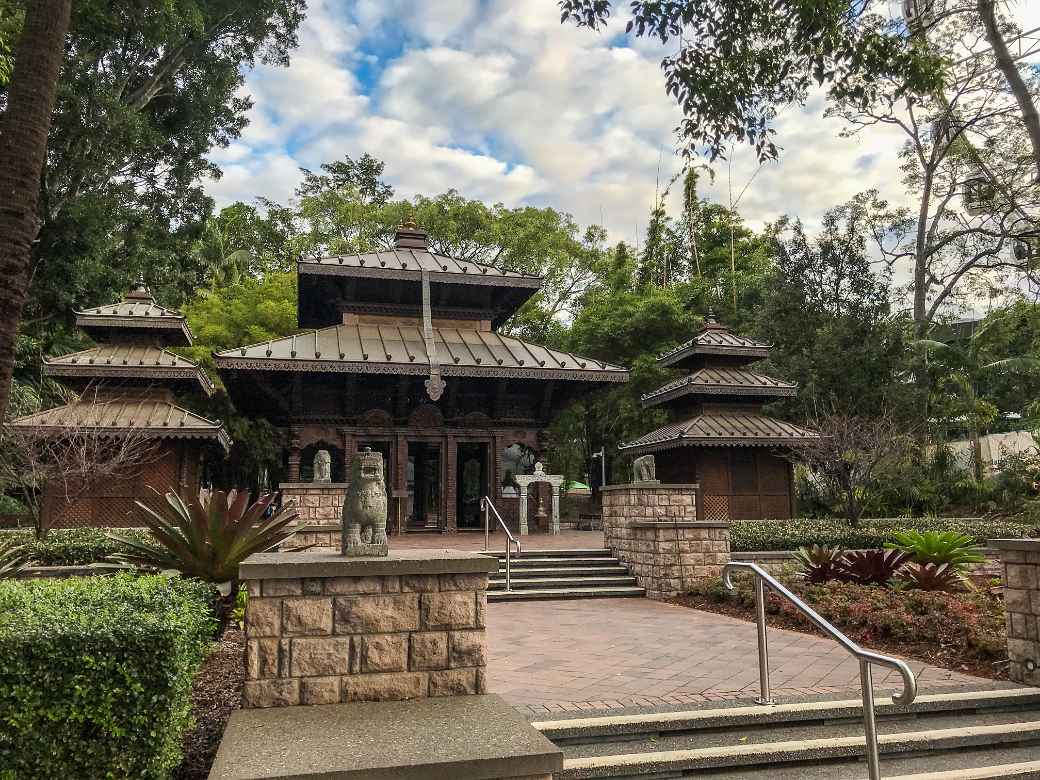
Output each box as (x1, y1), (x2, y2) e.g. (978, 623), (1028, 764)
(487, 586), (646, 602)
(486, 569), (624, 582)
(554, 719), (1040, 779)
(488, 576), (639, 591)
(494, 556), (624, 568)
(534, 688), (1040, 743)
(487, 548), (613, 559)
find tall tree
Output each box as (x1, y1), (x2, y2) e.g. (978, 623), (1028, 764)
(0, 0), (72, 417)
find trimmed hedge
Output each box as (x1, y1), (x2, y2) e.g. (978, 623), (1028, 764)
(730, 517), (1036, 552)
(0, 528), (154, 566)
(0, 574), (216, 779)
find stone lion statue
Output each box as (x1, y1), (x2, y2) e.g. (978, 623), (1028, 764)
(341, 448), (388, 557)
(632, 454), (657, 483)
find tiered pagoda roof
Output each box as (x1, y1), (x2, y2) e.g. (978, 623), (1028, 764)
(12, 284), (229, 452)
(620, 317), (815, 453)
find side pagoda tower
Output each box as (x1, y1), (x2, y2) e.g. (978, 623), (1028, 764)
(619, 316), (815, 521)
(11, 283), (230, 528)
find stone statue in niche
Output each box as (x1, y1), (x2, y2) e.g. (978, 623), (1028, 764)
(313, 449), (332, 483)
(632, 454), (658, 483)
(341, 448), (388, 557)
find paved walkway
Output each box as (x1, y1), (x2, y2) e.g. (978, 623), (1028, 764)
(486, 598), (981, 715)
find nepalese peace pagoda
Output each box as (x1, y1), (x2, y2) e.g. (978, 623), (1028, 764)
(12, 217), (815, 531)
(619, 316), (816, 521)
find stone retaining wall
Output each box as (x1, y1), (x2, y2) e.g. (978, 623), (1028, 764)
(279, 482), (346, 525)
(601, 483), (729, 599)
(990, 539), (1040, 686)
(240, 550), (496, 708)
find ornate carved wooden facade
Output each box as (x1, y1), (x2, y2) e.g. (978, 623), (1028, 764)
(620, 317), (816, 520)
(214, 222), (628, 533)
(11, 284), (230, 527)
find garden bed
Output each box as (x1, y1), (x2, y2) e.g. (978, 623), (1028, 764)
(175, 627), (245, 780)
(670, 576), (1009, 680)
(0, 527), (154, 565)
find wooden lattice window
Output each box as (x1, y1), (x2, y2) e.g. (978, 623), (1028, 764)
(703, 495), (730, 522)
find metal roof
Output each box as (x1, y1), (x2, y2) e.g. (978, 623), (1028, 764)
(299, 249), (543, 289)
(642, 368), (796, 407)
(74, 285), (193, 345)
(11, 398), (231, 452)
(658, 319), (771, 367)
(620, 412), (818, 452)
(214, 324), (628, 383)
(43, 345), (214, 395)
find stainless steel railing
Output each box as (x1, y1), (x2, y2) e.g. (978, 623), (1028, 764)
(482, 496), (521, 591)
(722, 561), (918, 780)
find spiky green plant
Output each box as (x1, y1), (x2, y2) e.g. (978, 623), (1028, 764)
(0, 540), (29, 579)
(110, 489), (300, 591)
(885, 530), (985, 568)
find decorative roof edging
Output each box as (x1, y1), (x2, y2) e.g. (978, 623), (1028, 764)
(642, 372), (797, 407)
(618, 436), (816, 453)
(43, 364), (215, 395)
(298, 260), (542, 289)
(213, 355), (628, 383)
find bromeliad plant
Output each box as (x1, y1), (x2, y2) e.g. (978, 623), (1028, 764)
(885, 530), (986, 568)
(110, 489), (300, 621)
(792, 545), (846, 583)
(839, 549), (911, 586)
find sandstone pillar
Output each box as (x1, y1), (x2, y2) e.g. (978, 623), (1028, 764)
(990, 538), (1040, 686)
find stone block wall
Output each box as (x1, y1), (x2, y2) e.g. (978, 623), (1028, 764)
(241, 552), (494, 708)
(279, 483), (346, 525)
(601, 483), (729, 599)
(991, 539), (1040, 686)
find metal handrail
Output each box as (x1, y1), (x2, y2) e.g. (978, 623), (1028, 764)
(722, 561), (917, 780)
(482, 496), (521, 591)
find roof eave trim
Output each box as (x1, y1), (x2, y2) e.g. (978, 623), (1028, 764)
(641, 385), (798, 406)
(657, 344), (772, 367)
(41, 364), (215, 396)
(619, 435), (819, 452)
(212, 355), (628, 383)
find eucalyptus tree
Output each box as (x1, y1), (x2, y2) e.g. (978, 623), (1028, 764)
(829, 10), (1040, 338)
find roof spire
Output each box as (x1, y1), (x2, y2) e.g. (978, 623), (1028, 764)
(125, 277), (154, 302)
(395, 211), (428, 250)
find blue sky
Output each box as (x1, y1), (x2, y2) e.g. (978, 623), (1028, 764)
(205, 0), (1040, 248)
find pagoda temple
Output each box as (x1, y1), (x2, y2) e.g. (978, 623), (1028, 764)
(619, 317), (816, 521)
(11, 284), (230, 527)
(213, 220), (628, 533)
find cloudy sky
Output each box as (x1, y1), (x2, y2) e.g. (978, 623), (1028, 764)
(205, 0), (1040, 244)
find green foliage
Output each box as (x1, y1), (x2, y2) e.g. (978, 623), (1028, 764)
(730, 517), (1034, 552)
(0, 574), (216, 778)
(113, 489), (300, 586)
(886, 530), (987, 567)
(559, 1), (943, 161)
(791, 545), (845, 584)
(17, 0), (303, 358)
(690, 575), (1005, 663)
(0, 528), (154, 566)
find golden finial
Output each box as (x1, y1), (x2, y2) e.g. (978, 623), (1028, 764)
(402, 212), (418, 230)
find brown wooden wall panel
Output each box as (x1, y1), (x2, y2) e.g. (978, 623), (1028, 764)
(730, 494), (761, 520)
(760, 493), (792, 519)
(758, 453), (789, 493)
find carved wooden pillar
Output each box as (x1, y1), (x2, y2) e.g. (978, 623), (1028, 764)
(287, 427), (302, 482)
(517, 485), (529, 535)
(340, 427), (357, 485)
(444, 434), (457, 533)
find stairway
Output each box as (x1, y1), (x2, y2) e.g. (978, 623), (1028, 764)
(531, 686), (1040, 779)
(486, 548), (644, 602)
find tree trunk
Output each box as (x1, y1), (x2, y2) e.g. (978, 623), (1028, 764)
(0, 0), (72, 419)
(978, 0), (1040, 183)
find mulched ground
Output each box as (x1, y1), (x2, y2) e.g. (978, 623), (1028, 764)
(174, 627), (245, 780)
(666, 593), (1010, 683)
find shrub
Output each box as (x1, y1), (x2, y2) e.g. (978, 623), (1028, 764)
(895, 562), (965, 592)
(730, 516), (1034, 552)
(0, 527), (155, 566)
(0, 574), (216, 779)
(886, 530), (986, 567)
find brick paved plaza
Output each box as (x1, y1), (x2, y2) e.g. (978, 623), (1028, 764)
(486, 598), (980, 715)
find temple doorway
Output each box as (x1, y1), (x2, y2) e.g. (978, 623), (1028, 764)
(456, 443), (489, 530)
(406, 442), (441, 531)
